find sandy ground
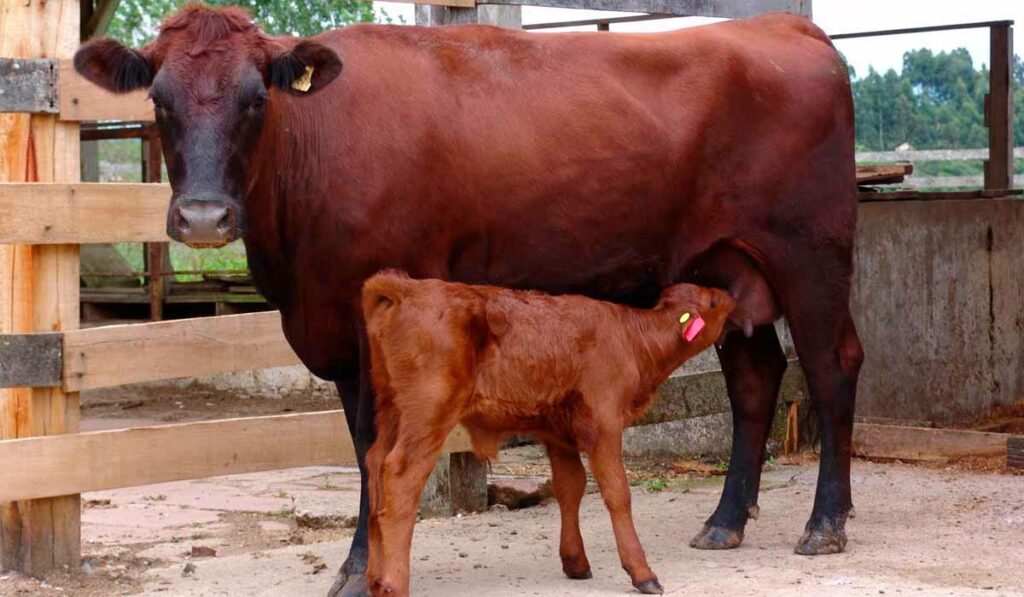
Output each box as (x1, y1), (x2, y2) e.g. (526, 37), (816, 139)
(2, 440), (1022, 597)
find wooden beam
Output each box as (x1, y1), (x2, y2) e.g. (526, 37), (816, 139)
(83, 0), (121, 40)
(0, 411), (474, 502)
(1008, 436), (1024, 470)
(141, 130), (167, 321)
(0, 183), (170, 244)
(1, 0), (82, 574)
(62, 311), (300, 392)
(852, 423), (1009, 462)
(984, 24), (1014, 191)
(478, 0), (808, 17)
(57, 60), (153, 122)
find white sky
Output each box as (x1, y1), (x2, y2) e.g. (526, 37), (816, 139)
(374, 1), (1022, 78)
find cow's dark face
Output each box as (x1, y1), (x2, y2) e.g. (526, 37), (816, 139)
(73, 6), (341, 248)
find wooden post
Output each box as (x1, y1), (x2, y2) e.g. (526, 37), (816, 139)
(0, 0), (82, 574)
(142, 128), (167, 321)
(984, 23), (1014, 191)
(412, 1), (522, 516)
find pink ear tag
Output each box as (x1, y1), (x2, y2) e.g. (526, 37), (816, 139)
(683, 315), (706, 342)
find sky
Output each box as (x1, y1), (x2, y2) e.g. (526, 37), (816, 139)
(374, 0), (1023, 78)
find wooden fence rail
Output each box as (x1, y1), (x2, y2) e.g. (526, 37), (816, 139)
(0, 411), (472, 502)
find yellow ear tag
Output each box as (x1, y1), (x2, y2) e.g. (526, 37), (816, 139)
(291, 65), (314, 93)
(679, 312), (691, 324)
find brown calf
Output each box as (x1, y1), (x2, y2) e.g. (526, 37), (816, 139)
(362, 271), (735, 596)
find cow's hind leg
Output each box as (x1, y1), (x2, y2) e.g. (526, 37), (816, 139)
(691, 324), (786, 550)
(778, 248), (864, 555)
(545, 442), (592, 580)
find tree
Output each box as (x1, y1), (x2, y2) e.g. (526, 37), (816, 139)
(106, 0), (381, 46)
(851, 47), (1020, 152)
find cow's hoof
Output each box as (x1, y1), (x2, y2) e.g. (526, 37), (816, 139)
(328, 571), (368, 597)
(634, 578), (664, 595)
(689, 525), (743, 550)
(564, 568), (593, 580)
(794, 528), (847, 556)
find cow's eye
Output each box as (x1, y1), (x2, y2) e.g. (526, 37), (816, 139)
(248, 95), (267, 112)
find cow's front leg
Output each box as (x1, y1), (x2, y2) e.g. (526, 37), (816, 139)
(691, 325), (786, 550)
(328, 374), (375, 597)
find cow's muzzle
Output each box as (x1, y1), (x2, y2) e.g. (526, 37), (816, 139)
(167, 195), (241, 248)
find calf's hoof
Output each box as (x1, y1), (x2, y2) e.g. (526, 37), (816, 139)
(794, 527), (847, 556)
(689, 525), (743, 550)
(561, 553), (592, 580)
(328, 571), (369, 597)
(634, 578), (665, 595)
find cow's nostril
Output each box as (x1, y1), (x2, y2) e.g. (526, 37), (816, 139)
(217, 211), (231, 233)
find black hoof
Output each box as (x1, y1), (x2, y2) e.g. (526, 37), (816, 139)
(328, 570), (368, 597)
(635, 578), (664, 595)
(564, 568), (593, 580)
(689, 524), (743, 550)
(794, 527), (847, 555)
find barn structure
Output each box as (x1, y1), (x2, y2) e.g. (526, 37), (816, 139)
(0, 0), (1021, 578)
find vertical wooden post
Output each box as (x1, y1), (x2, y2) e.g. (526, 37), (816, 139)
(984, 23), (1014, 192)
(413, 1), (522, 517)
(0, 0), (82, 574)
(142, 128), (167, 321)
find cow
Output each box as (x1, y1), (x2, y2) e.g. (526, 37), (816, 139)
(362, 272), (736, 595)
(74, 6), (863, 596)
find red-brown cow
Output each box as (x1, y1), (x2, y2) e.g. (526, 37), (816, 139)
(362, 271), (735, 595)
(75, 7), (863, 597)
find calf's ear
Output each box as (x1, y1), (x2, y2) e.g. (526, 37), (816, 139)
(267, 41), (342, 96)
(74, 38), (153, 93)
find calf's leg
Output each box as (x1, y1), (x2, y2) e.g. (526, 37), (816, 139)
(545, 443), (592, 580)
(367, 424), (452, 596)
(588, 429), (662, 595)
(691, 325), (787, 550)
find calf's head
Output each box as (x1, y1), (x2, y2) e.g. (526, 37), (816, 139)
(74, 6), (342, 247)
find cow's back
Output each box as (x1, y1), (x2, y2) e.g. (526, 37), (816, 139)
(249, 15), (854, 377)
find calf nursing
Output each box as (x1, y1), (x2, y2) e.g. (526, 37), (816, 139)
(362, 271), (735, 596)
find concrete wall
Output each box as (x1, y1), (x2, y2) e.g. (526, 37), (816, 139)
(853, 199), (1024, 424)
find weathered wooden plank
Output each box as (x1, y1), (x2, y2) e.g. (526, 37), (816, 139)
(478, 0), (808, 17)
(0, 411), (474, 502)
(0, 0), (82, 574)
(1008, 436), (1024, 470)
(57, 60), (153, 122)
(62, 311), (300, 392)
(0, 59), (58, 113)
(856, 147), (1024, 163)
(0, 183), (170, 244)
(855, 163), (912, 186)
(852, 423), (1008, 462)
(984, 24), (1014, 191)
(0, 334), (62, 388)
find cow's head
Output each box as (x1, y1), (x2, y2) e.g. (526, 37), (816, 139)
(74, 6), (342, 247)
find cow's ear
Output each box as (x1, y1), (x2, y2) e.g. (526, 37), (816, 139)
(74, 38), (153, 93)
(268, 41), (342, 96)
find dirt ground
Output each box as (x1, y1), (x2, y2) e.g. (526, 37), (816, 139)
(2, 422), (1023, 597)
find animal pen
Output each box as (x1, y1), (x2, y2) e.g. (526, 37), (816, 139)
(0, 0), (1021, 579)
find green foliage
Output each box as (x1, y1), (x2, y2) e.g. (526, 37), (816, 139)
(106, 0), (382, 47)
(643, 478), (669, 493)
(852, 48), (1023, 151)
